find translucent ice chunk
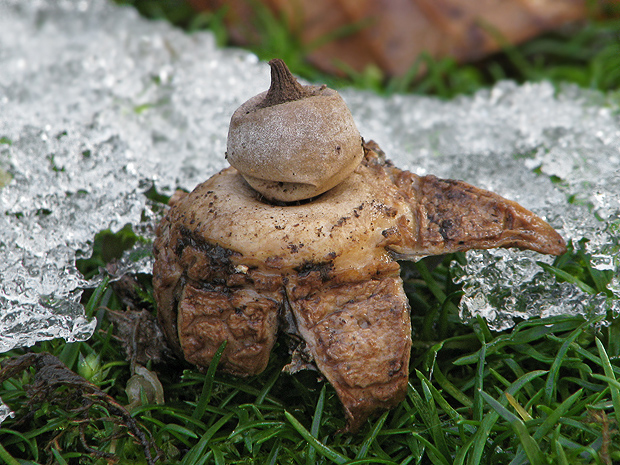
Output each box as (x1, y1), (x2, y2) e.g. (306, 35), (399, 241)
(0, 402), (13, 424)
(0, 0), (267, 355)
(0, 0), (618, 423)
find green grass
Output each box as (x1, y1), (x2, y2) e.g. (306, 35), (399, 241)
(1, 234), (619, 464)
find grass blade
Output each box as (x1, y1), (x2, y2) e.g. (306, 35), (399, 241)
(473, 337), (487, 422)
(505, 392), (532, 421)
(346, 460), (398, 465)
(307, 384), (326, 465)
(479, 390), (545, 465)
(534, 388), (582, 441)
(595, 337), (620, 426)
(537, 262), (597, 295)
(545, 320), (589, 403)
(266, 439), (281, 465)
(408, 384), (450, 460)
(85, 274), (111, 317)
(453, 438), (474, 465)
(255, 365), (281, 405)
(465, 371), (547, 465)
(210, 444), (225, 465)
(0, 428), (39, 460)
(159, 422), (199, 440)
(182, 412), (234, 465)
(511, 388), (583, 465)
(433, 365), (473, 408)
(311, 384), (326, 437)
(0, 443), (21, 465)
(51, 448), (69, 465)
(408, 432), (451, 465)
(417, 370), (467, 425)
(355, 411), (389, 459)
(552, 425), (569, 465)
(284, 411), (348, 464)
(228, 420), (285, 438)
(414, 259), (460, 315)
(192, 340), (227, 421)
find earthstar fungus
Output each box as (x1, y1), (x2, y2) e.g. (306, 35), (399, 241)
(153, 59), (566, 432)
